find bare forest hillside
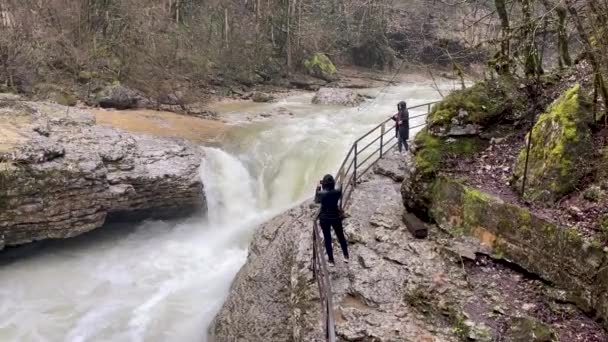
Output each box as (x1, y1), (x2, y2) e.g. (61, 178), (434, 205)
(0, 1), (607, 113)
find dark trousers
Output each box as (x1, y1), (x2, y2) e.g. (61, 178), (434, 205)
(398, 131), (409, 152)
(320, 218), (349, 263)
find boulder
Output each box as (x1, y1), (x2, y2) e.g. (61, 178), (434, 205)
(95, 84), (149, 109)
(251, 92), (275, 103)
(512, 84), (593, 203)
(426, 77), (525, 137)
(311, 87), (365, 107)
(303, 52), (338, 82)
(0, 100), (205, 249)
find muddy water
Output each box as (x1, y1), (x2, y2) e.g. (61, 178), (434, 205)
(0, 81), (457, 342)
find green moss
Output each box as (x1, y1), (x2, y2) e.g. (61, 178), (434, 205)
(413, 129), (482, 177)
(462, 187), (493, 228)
(514, 84), (593, 203)
(451, 313), (470, 339)
(565, 227), (582, 242)
(427, 76), (524, 133)
(303, 53), (336, 79)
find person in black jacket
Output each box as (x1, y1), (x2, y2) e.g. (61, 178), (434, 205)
(391, 101), (410, 152)
(314, 174), (349, 266)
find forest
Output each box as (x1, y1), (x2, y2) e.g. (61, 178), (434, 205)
(0, 0), (606, 114)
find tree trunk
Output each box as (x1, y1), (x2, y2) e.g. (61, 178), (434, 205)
(494, 0), (511, 74)
(556, 7), (572, 67)
(566, 0), (608, 119)
(286, 0), (292, 75)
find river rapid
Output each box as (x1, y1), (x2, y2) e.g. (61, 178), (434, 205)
(0, 81), (456, 341)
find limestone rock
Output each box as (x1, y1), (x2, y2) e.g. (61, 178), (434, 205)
(0, 100), (205, 249)
(513, 84), (593, 203)
(95, 84), (149, 109)
(303, 53), (338, 82)
(251, 92), (275, 103)
(506, 317), (556, 342)
(312, 88), (365, 107)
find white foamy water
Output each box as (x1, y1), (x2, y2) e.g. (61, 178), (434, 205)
(0, 81), (457, 341)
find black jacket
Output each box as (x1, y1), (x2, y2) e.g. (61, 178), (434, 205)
(314, 186), (342, 220)
(392, 109), (410, 139)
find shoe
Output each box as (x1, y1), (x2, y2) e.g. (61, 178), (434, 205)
(343, 258), (350, 264)
(328, 261), (335, 268)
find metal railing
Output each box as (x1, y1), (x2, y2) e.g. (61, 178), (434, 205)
(335, 101), (438, 208)
(310, 101), (438, 341)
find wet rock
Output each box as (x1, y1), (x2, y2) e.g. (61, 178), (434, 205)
(506, 317), (556, 342)
(312, 88), (365, 107)
(95, 85), (150, 109)
(184, 102), (219, 120)
(252, 92), (275, 103)
(0, 100), (205, 249)
(95, 84), (149, 109)
(464, 320), (492, 341)
(370, 208), (398, 230)
(512, 84), (593, 203)
(289, 75), (327, 91)
(373, 156), (406, 182)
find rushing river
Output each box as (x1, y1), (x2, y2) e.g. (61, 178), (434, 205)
(0, 81), (457, 341)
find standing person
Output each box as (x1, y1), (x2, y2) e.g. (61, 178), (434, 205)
(314, 174), (349, 266)
(391, 101), (410, 153)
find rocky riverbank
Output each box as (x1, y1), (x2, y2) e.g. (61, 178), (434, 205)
(0, 98), (206, 250)
(210, 151), (607, 341)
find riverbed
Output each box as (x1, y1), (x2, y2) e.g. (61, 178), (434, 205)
(0, 81), (457, 341)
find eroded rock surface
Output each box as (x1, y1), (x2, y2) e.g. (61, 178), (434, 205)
(0, 100), (205, 249)
(211, 151), (604, 341)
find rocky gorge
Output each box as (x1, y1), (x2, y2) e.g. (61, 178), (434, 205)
(210, 64), (608, 341)
(0, 97), (206, 250)
(210, 151), (608, 341)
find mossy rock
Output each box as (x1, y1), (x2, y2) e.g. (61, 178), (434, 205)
(427, 77), (525, 136)
(303, 53), (337, 82)
(513, 84), (593, 203)
(413, 129), (481, 177)
(506, 317), (556, 342)
(401, 128), (483, 217)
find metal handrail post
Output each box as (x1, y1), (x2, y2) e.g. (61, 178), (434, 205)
(353, 143), (358, 188)
(380, 123), (385, 158)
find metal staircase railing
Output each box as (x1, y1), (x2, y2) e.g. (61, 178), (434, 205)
(310, 101), (438, 341)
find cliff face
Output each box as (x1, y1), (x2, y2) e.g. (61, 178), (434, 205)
(0, 98), (205, 249)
